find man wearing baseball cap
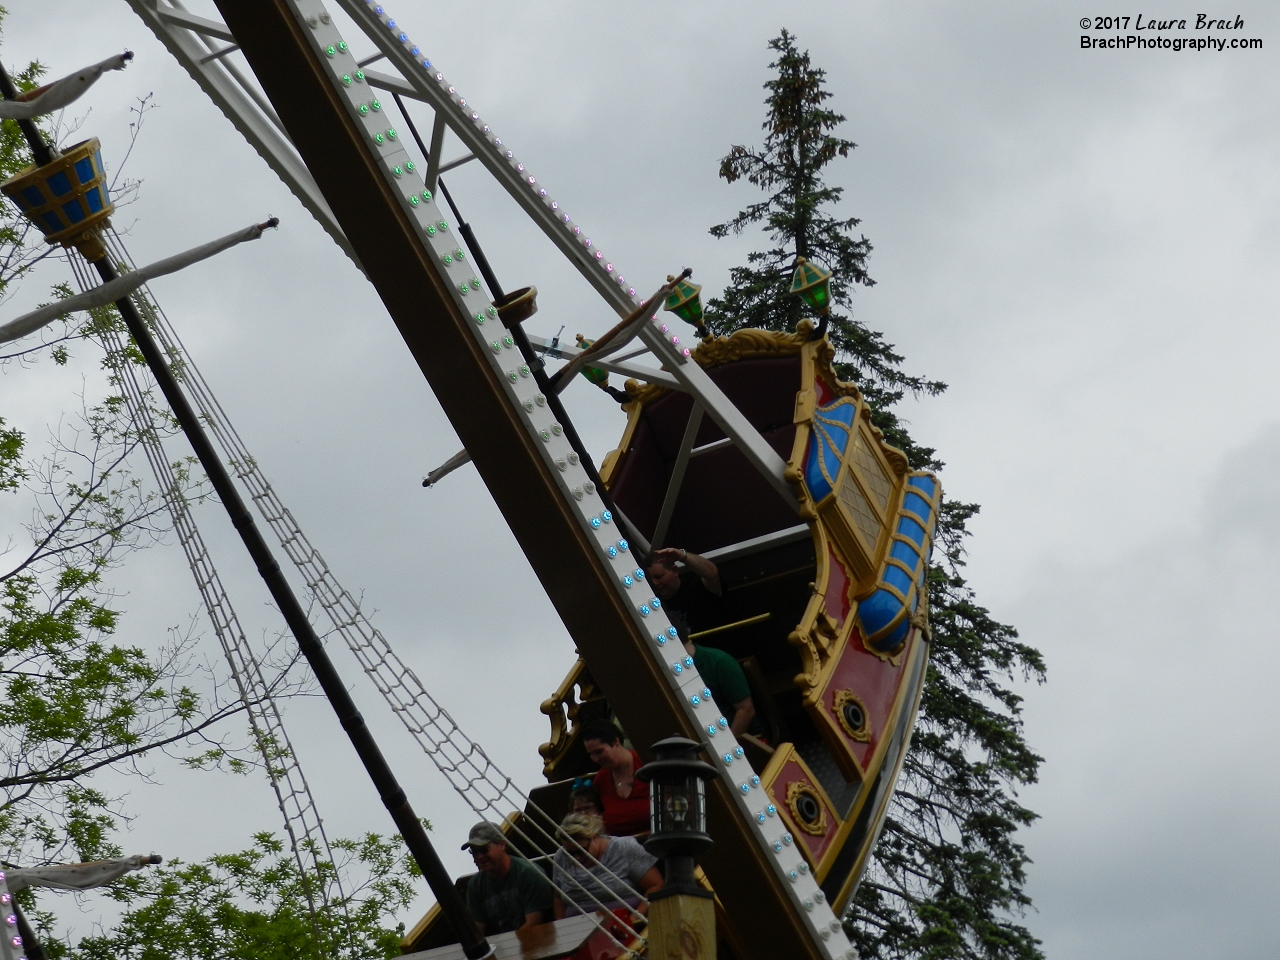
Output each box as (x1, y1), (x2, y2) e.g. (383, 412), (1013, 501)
(461, 822), (553, 937)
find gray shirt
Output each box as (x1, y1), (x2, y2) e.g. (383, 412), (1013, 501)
(551, 835), (657, 914)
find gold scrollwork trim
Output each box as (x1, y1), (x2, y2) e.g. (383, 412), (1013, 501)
(832, 689), (872, 743)
(785, 780), (830, 837)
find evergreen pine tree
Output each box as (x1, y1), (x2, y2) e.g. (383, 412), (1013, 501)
(705, 32), (1047, 960)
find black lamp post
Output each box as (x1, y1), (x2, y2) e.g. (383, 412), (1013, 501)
(636, 736), (718, 899)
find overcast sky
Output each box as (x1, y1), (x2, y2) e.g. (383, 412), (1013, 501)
(3, 2), (1279, 958)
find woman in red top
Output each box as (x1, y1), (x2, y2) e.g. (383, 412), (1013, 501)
(579, 720), (650, 837)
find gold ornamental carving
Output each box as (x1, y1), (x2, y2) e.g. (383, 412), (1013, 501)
(785, 780), (829, 837)
(832, 689), (871, 743)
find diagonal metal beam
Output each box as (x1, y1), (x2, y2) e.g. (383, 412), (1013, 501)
(128, 0), (354, 264)
(652, 403), (703, 550)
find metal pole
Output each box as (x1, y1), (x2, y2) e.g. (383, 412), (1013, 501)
(0, 61), (492, 960)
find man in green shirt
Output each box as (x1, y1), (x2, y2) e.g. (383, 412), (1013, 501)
(461, 822), (553, 937)
(672, 617), (757, 737)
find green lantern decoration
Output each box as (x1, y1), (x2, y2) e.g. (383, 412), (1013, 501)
(663, 274), (709, 340)
(574, 334), (610, 387)
(663, 275), (704, 326)
(789, 256), (833, 316)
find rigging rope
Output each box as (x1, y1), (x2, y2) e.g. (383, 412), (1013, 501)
(93, 230), (650, 953)
(68, 250), (357, 960)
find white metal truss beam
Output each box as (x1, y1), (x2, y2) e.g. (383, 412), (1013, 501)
(524, 333), (682, 391)
(652, 403), (703, 550)
(128, 0), (353, 263)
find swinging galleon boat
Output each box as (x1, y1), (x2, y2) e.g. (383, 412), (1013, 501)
(405, 299), (941, 957)
(523, 316), (938, 928)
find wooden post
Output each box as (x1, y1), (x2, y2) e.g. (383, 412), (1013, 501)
(647, 893), (716, 960)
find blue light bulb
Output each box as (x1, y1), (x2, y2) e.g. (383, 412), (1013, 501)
(618, 539), (629, 551)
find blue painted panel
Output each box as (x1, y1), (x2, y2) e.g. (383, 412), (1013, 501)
(60, 199), (85, 224)
(85, 188), (103, 213)
(20, 186), (42, 209)
(880, 618), (909, 651)
(883, 564), (913, 594)
(890, 541), (918, 568)
(41, 212), (62, 233)
(908, 475), (937, 497)
(95, 154), (110, 203)
(47, 171), (72, 197)
(74, 157), (95, 185)
(897, 516), (925, 548)
(902, 492), (931, 523)
(804, 399), (856, 502)
(857, 590), (900, 636)
(855, 470), (940, 654)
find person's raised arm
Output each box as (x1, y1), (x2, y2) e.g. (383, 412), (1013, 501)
(652, 547), (720, 594)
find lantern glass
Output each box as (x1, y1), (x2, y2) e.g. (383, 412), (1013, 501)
(789, 256), (833, 316)
(663, 277), (704, 326)
(651, 778), (706, 836)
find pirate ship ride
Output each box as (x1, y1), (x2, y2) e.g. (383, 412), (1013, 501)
(0, 4), (942, 958)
